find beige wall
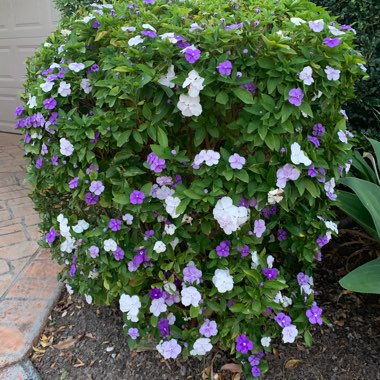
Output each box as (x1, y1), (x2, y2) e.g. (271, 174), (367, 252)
(0, 0), (59, 134)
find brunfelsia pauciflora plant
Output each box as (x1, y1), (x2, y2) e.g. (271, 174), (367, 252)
(16, 0), (366, 378)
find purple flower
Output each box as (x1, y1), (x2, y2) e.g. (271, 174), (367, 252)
(130, 190), (145, 205)
(149, 288), (164, 299)
(89, 245), (99, 258)
(86, 164), (99, 175)
(323, 37), (341, 48)
(69, 177), (79, 189)
(108, 218), (122, 232)
(216, 240), (230, 257)
(52, 154), (59, 166)
(113, 247), (124, 261)
(175, 35), (190, 49)
(157, 318), (170, 336)
(199, 320), (218, 338)
(240, 83), (257, 94)
(277, 228), (287, 241)
(297, 272), (310, 286)
(183, 264), (202, 284)
(308, 165), (318, 178)
(141, 30), (157, 38)
(147, 152), (166, 173)
(248, 355), (260, 366)
(85, 192), (99, 205)
(217, 60), (233, 75)
(143, 0), (155, 3)
(316, 235), (329, 247)
(306, 303), (323, 325)
(45, 228), (57, 244)
(262, 268), (279, 280)
(92, 20), (101, 29)
(236, 334), (253, 354)
(237, 245), (250, 257)
(251, 366), (261, 378)
(288, 88), (304, 107)
(14, 106), (24, 116)
(312, 123), (325, 136)
(35, 157), (43, 169)
(69, 264), (76, 276)
(89, 131), (100, 143)
(229, 153), (246, 170)
(128, 327), (139, 340)
(90, 64), (99, 72)
(275, 312), (292, 327)
(253, 219), (266, 238)
(307, 135), (320, 148)
(183, 47), (201, 64)
(89, 180), (104, 195)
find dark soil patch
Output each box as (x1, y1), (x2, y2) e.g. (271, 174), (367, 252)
(31, 230), (380, 380)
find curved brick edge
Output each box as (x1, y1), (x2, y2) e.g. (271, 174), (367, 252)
(0, 360), (41, 380)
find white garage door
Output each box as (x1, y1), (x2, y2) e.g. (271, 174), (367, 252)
(0, 0), (59, 133)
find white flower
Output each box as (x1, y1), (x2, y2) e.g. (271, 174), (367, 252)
(60, 236), (76, 253)
(160, 32), (177, 43)
(85, 294), (93, 304)
(298, 66), (314, 85)
(158, 65), (176, 88)
(267, 188), (284, 204)
(164, 224), (176, 235)
(104, 238), (117, 252)
(150, 298), (167, 317)
(66, 284), (74, 295)
(311, 90), (323, 101)
(57, 214), (68, 224)
(81, 15), (95, 23)
(261, 336), (271, 347)
(282, 324), (298, 343)
(325, 66), (340, 81)
(290, 17), (306, 25)
(168, 313), (176, 325)
(309, 19), (324, 32)
(80, 78), (92, 94)
(177, 94), (202, 117)
(291, 142), (312, 166)
(44, 42), (52, 48)
(58, 81), (71, 97)
(121, 26), (136, 32)
(181, 286), (202, 307)
(182, 214), (193, 224)
(61, 29), (71, 36)
(122, 213), (134, 225)
(128, 35), (144, 47)
(59, 138), (74, 156)
(251, 251), (259, 269)
(155, 185), (174, 200)
(165, 196), (181, 218)
(204, 150), (220, 166)
(282, 296), (293, 307)
(72, 220), (90, 233)
(324, 178), (336, 194)
(156, 339), (182, 359)
(142, 23), (156, 31)
(337, 130), (348, 143)
(27, 95), (37, 109)
(328, 25), (345, 36)
(340, 109), (348, 120)
(267, 255), (275, 269)
(170, 237), (180, 250)
(358, 63), (367, 72)
(190, 338), (212, 356)
(153, 241), (166, 253)
(163, 281), (177, 294)
(212, 269), (234, 293)
(40, 81), (54, 93)
(183, 70), (205, 97)
(50, 63), (60, 69)
(119, 294), (141, 322)
(325, 221), (338, 234)
(58, 44), (65, 54)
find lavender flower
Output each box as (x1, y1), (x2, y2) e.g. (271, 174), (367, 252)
(130, 190), (145, 204)
(184, 47), (201, 64)
(274, 312), (292, 327)
(109, 218), (122, 231)
(157, 318), (170, 336)
(288, 88), (304, 106)
(45, 228), (57, 244)
(312, 123), (325, 136)
(113, 247), (125, 261)
(263, 268), (279, 280)
(216, 60), (232, 75)
(307, 135), (320, 148)
(236, 334), (253, 354)
(306, 303), (323, 325)
(215, 240), (231, 257)
(323, 37), (341, 48)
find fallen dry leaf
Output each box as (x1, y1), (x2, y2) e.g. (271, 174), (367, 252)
(232, 374), (241, 380)
(220, 363), (242, 373)
(285, 358), (301, 369)
(85, 333), (96, 340)
(53, 335), (82, 350)
(272, 347), (279, 356)
(73, 358), (85, 368)
(32, 346), (46, 354)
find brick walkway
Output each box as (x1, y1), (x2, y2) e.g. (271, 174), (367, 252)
(0, 133), (62, 379)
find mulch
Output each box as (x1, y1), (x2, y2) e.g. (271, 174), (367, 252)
(31, 229), (380, 380)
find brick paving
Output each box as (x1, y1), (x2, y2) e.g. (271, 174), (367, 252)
(0, 133), (62, 379)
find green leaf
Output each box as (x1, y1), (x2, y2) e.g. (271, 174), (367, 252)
(232, 88), (255, 104)
(190, 306), (200, 318)
(157, 127), (168, 148)
(114, 131), (131, 147)
(216, 91), (229, 105)
(229, 303), (247, 313)
(304, 330), (313, 346)
(368, 138), (380, 174)
(339, 259), (380, 294)
(258, 124), (267, 140)
(257, 57), (275, 69)
(340, 177), (380, 237)
(336, 190), (378, 239)
(234, 169), (249, 183)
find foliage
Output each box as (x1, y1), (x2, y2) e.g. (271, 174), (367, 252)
(312, 0), (380, 143)
(339, 259), (380, 294)
(16, 1), (365, 378)
(53, 0), (103, 18)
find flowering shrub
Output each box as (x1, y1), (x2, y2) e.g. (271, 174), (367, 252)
(54, 0), (103, 18)
(17, 0), (365, 377)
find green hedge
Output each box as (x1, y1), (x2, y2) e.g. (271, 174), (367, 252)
(53, 0), (103, 18)
(313, 0), (380, 139)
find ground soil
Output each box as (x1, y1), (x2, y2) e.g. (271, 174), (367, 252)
(31, 230), (380, 380)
